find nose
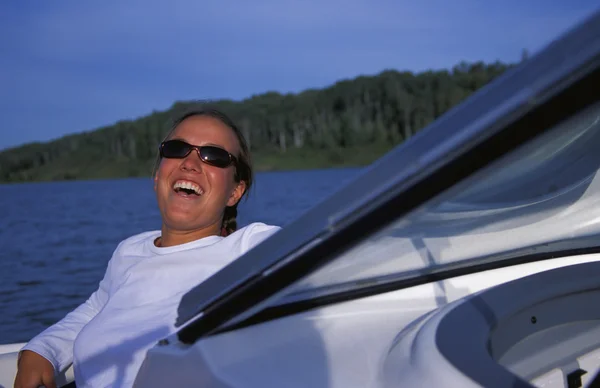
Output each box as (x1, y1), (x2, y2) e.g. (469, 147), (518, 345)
(180, 149), (204, 173)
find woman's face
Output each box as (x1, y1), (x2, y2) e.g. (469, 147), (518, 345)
(154, 115), (246, 234)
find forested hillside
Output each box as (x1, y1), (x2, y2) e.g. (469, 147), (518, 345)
(0, 60), (513, 183)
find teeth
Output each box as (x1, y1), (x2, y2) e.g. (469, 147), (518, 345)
(173, 181), (203, 195)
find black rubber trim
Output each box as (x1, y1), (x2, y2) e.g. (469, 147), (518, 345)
(588, 369), (600, 388)
(177, 63), (600, 345)
(213, 246), (600, 335)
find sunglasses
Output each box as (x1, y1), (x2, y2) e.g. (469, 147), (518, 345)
(159, 139), (238, 168)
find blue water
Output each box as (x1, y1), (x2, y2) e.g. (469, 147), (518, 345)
(0, 167), (362, 344)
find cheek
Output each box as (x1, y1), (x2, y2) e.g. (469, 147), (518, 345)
(156, 161), (177, 193)
(158, 158), (177, 173)
(206, 168), (236, 195)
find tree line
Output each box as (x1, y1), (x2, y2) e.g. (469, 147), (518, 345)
(0, 60), (514, 183)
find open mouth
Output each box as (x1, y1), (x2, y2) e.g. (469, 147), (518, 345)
(173, 180), (204, 197)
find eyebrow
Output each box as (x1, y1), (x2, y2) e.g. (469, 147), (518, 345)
(170, 138), (235, 153)
(170, 138), (221, 147)
(203, 142), (226, 148)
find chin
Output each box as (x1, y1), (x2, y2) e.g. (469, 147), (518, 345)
(165, 217), (201, 230)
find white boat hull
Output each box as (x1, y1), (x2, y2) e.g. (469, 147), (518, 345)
(132, 254), (600, 387)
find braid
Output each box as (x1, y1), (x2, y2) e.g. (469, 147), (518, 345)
(221, 205), (238, 236)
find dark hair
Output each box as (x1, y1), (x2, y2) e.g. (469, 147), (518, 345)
(153, 103), (253, 236)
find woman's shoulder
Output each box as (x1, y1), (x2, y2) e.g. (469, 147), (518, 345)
(239, 222), (281, 233)
(237, 222), (281, 239)
(233, 222), (281, 252)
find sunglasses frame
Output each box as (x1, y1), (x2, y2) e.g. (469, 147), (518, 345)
(159, 139), (238, 168)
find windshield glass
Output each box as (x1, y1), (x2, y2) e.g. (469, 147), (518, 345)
(275, 101), (600, 304)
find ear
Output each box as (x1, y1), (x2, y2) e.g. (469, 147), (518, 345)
(227, 180), (247, 207)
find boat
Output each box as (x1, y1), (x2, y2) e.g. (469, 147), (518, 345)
(2, 7), (600, 387)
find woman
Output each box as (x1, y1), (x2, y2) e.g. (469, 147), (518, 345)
(14, 107), (281, 388)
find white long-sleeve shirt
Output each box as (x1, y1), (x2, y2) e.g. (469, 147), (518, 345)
(22, 222), (281, 388)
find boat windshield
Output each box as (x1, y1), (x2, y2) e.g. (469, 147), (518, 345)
(273, 101), (600, 305)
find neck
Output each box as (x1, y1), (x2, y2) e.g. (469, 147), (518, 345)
(156, 224), (221, 247)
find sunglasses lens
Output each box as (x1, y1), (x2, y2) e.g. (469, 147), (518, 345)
(161, 141), (234, 168)
(161, 140), (192, 158)
(200, 146), (232, 168)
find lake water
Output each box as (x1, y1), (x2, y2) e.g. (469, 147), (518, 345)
(0, 167), (362, 344)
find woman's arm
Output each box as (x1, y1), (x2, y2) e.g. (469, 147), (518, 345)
(19, 250), (118, 373)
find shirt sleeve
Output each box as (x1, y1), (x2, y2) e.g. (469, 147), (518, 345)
(20, 247), (119, 372)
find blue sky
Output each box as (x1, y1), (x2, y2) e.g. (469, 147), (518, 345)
(1, 0), (598, 151)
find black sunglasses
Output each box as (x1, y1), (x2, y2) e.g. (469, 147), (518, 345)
(159, 139), (238, 168)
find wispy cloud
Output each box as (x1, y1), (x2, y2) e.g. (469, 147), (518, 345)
(1, 0), (598, 149)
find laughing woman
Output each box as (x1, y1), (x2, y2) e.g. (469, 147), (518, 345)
(14, 107), (281, 388)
